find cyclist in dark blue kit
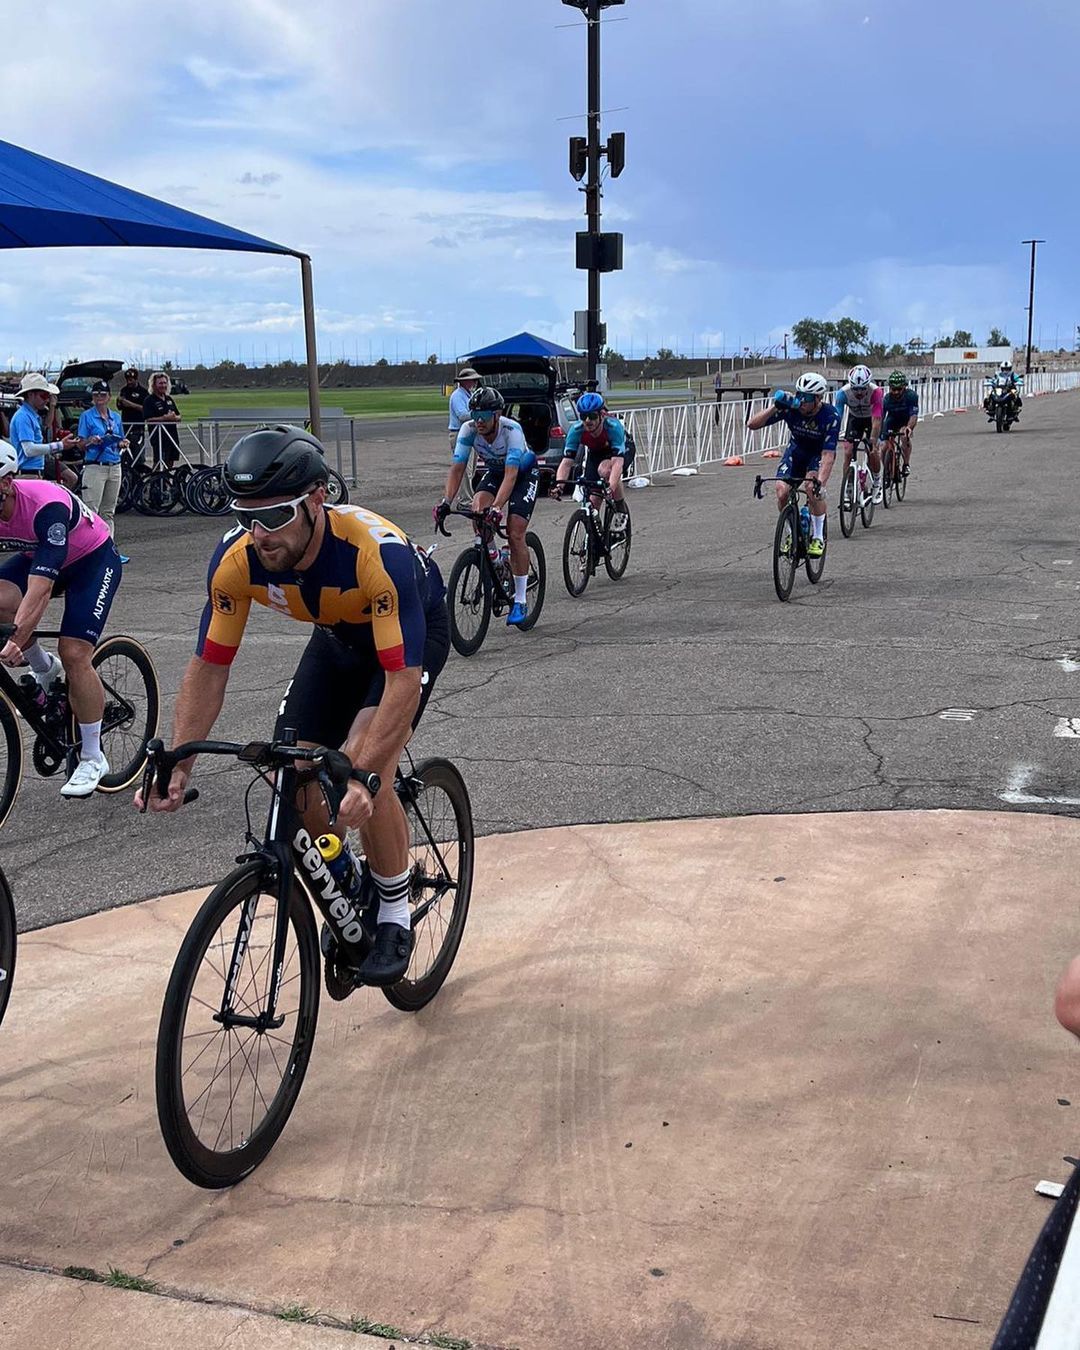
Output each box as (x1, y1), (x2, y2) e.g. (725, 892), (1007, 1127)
(747, 371), (839, 559)
(880, 370), (919, 477)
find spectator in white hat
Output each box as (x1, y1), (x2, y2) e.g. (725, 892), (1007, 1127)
(448, 367), (481, 451)
(9, 374), (76, 477)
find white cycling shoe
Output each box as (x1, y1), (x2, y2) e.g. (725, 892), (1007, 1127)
(61, 754), (110, 799)
(34, 652), (64, 693)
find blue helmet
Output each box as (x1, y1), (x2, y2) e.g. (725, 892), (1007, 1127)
(576, 392), (605, 416)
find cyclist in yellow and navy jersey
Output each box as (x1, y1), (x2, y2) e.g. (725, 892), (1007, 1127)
(139, 426), (449, 986)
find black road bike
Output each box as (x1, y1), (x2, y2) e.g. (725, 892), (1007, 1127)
(145, 733), (473, 1188)
(0, 623), (160, 828)
(880, 428), (909, 508)
(438, 508), (546, 656)
(559, 479), (632, 597)
(0, 867), (15, 1030)
(754, 474), (828, 602)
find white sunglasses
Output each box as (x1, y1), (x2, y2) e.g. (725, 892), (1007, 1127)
(230, 490), (314, 533)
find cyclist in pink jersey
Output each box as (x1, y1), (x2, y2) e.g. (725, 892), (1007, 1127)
(0, 440), (123, 797)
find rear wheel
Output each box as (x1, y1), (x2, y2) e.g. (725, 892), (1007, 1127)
(0, 694), (23, 830)
(0, 867), (14, 1030)
(515, 532), (547, 631)
(382, 759), (474, 1012)
(447, 547), (490, 657)
(155, 864), (320, 1188)
(84, 636), (160, 791)
(603, 504), (632, 580)
(562, 510), (592, 597)
(772, 505), (798, 602)
(838, 463), (857, 538)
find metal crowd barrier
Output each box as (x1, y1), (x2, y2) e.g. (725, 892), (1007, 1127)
(158, 418), (360, 486)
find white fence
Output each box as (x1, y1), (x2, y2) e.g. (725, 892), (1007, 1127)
(622, 369), (1080, 478)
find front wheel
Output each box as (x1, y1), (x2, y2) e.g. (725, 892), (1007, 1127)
(896, 449), (908, 502)
(515, 531), (547, 631)
(805, 513), (828, 584)
(603, 504), (632, 580)
(881, 446), (894, 508)
(562, 510), (592, 597)
(838, 464), (857, 538)
(772, 505), (798, 602)
(859, 472), (875, 529)
(0, 694), (24, 831)
(447, 547), (491, 657)
(383, 758), (474, 1012)
(0, 867), (15, 1030)
(155, 863), (320, 1188)
(84, 636), (161, 792)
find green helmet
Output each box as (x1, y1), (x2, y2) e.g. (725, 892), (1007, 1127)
(888, 370), (908, 389)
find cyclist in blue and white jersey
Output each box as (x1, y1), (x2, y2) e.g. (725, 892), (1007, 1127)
(880, 370), (919, 476)
(552, 392), (630, 512)
(835, 365), (885, 503)
(435, 386), (539, 627)
(746, 371), (839, 559)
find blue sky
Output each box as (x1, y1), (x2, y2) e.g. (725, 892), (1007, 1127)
(1, 0), (1074, 367)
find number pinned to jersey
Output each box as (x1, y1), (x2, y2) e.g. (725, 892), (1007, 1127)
(47, 523), (67, 547)
(374, 590), (396, 618)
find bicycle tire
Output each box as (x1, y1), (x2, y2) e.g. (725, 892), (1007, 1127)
(838, 464), (857, 538)
(325, 468), (350, 506)
(772, 505), (798, 602)
(880, 446), (894, 508)
(896, 454), (907, 502)
(603, 504), (632, 580)
(859, 473), (875, 529)
(156, 862), (320, 1188)
(805, 513), (827, 584)
(562, 510), (592, 597)
(183, 466), (215, 514)
(83, 636), (160, 792)
(516, 532), (547, 631)
(0, 867), (15, 1030)
(133, 470), (176, 516)
(195, 466), (232, 517)
(383, 758), (474, 1012)
(447, 547), (491, 657)
(0, 693), (23, 831)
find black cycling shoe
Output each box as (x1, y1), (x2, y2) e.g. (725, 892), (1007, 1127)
(357, 922), (414, 986)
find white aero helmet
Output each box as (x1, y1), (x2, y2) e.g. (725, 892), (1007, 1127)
(848, 364), (872, 388)
(795, 371), (829, 399)
(0, 439), (17, 478)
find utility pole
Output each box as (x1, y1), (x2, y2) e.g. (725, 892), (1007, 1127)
(1022, 238), (1045, 376)
(564, 0), (625, 387)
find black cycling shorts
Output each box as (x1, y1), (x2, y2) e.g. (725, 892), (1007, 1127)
(581, 445), (635, 485)
(0, 539), (122, 644)
(274, 603), (450, 748)
(474, 465), (540, 521)
(842, 415), (872, 443)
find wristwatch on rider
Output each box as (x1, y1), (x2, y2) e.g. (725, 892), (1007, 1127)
(353, 768), (381, 798)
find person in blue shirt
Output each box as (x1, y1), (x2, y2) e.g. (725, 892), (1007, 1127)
(880, 370), (919, 476)
(77, 381), (129, 533)
(435, 386), (539, 627)
(9, 373), (76, 477)
(447, 367), (480, 452)
(747, 371), (839, 559)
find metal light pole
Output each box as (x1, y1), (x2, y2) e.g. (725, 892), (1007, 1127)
(564, 0), (625, 386)
(1022, 238), (1045, 376)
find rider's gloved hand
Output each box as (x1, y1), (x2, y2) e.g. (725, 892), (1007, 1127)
(550, 480), (565, 502)
(433, 498), (450, 527)
(484, 506), (503, 528)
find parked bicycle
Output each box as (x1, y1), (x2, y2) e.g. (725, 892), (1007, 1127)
(559, 479), (632, 597)
(0, 866), (14, 1030)
(0, 622), (159, 828)
(838, 430), (875, 538)
(880, 428), (909, 508)
(143, 732), (473, 1188)
(753, 474), (828, 602)
(438, 507), (546, 656)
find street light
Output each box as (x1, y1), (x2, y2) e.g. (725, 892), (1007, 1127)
(1021, 238), (1045, 376)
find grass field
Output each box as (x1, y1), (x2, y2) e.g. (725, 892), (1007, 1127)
(174, 386), (447, 420)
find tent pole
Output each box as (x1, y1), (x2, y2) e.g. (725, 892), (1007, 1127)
(299, 253), (321, 437)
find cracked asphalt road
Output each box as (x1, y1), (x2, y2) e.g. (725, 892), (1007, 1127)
(8, 391), (1080, 930)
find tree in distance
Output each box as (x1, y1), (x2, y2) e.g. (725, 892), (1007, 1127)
(988, 327), (1010, 346)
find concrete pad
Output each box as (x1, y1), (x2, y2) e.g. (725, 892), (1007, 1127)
(1, 811), (1078, 1350)
(0, 1265), (398, 1350)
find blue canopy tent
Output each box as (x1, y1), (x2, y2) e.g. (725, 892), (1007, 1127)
(0, 140), (324, 432)
(461, 331), (582, 361)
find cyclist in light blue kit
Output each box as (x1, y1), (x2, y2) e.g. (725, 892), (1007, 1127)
(746, 371), (839, 559)
(435, 386), (539, 628)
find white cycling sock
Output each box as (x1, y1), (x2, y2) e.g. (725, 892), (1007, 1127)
(513, 574), (528, 604)
(79, 721), (103, 762)
(25, 643), (53, 675)
(371, 868), (411, 929)
(811, 514), (825, 541)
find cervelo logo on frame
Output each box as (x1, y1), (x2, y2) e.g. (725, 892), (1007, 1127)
(293, 826), (364, 944)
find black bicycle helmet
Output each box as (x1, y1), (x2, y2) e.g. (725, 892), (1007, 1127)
(223, 425), (328, 499)
(468, 386), (505, 414)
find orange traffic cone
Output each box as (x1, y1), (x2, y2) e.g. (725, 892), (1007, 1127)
(723, 455), (744, 466)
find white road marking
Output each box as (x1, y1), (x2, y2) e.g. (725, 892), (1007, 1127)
(938, 708), (977, 721)
(999, 764), (1080, 807)
(1053, 560), (1074, 566)
(1059, 655), (1080, 673)
(1054, 718), (1080, 738)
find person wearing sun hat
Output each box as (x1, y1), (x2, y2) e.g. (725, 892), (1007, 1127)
(448, 366), (481, 450)
(9, 373), (76, 477)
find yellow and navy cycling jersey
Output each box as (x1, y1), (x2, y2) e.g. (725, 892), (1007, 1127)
(196, 504), (445, 671)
